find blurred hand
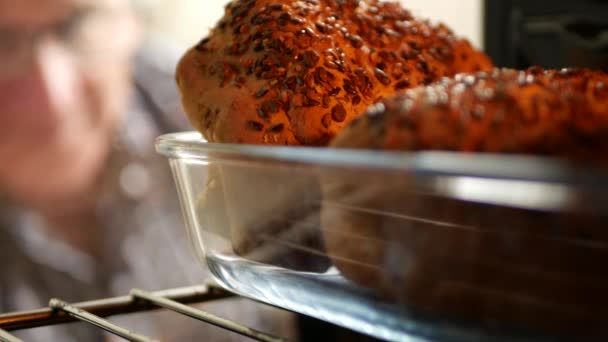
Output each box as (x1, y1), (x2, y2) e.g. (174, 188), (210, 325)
(0, 0), (140, 214)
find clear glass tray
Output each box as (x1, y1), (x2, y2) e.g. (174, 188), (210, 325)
(156, 132), (608, 341)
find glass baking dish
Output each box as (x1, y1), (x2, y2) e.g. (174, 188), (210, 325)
(156, 132), (608, 341)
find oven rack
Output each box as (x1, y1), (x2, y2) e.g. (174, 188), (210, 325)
(0, 284), (288, 342)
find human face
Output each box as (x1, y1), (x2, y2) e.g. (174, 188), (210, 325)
(0, 0), (139, 213)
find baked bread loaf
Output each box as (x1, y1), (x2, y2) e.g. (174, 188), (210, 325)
(321, 68), (608, 335)
(176, 0), (492, 145)
(331, 67), (608, 156)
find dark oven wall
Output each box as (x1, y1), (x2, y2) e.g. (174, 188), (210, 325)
(485, 0), (608, 70)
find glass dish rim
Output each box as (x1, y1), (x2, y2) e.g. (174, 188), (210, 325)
(155, 131), (607, 186)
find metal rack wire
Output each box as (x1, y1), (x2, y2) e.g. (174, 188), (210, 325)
(0, 284), (288, 342)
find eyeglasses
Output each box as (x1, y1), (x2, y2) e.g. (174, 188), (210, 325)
(0, 7), (134, 79)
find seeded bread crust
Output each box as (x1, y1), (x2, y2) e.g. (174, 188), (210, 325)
(176, 0), (493, 145)
(331, 67), (608, 155)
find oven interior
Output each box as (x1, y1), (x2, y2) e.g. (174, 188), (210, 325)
(485, 0), (608, 70)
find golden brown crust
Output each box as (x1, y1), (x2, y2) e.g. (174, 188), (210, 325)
(176, 0), (493, 145)
(331, 67), (608, 158)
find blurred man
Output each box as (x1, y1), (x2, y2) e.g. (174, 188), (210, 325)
(0, 0), (294, 340)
